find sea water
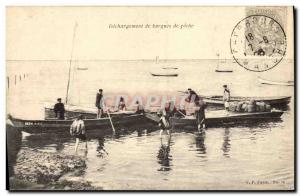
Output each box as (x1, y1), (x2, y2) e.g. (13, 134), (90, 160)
(7, 59), (294, 190)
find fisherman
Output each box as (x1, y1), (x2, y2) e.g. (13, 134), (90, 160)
(195, 98), (206, 131)
(135, 101), (144, 114)
(157, 109), (171, 138)
(118, 97), (126, 111)
(223, 85), (230, 111)
(70, 115), (87, 153)
(54, 98), (65, 120)
(157, 101), (176, 137)
(95, 89), (104, 118)
(185, 88), (200, 103)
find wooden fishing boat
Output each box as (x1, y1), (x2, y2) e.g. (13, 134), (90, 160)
(145, 110), (284, 128)
(201, 95), (291, 107)
(215, 53), (233, 73)
(10, 113), (147, 133)
(258, 77), (294, 86)
(44, 107), (135, 120)
(150, 72), (178, 77)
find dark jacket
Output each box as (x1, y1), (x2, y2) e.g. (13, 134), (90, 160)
(54, 103), (65, 119)
(196, 100), (206, 124)
(95, 93), (103, 108)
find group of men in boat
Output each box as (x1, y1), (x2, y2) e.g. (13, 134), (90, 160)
(53, 86), (230, 152)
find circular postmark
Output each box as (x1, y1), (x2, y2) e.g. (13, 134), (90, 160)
(230, 15), (287, 72)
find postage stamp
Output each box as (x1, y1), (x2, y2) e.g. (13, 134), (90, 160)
(230, 15), (287, 72)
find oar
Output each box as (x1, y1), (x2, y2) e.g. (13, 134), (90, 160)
(177, 110), (186, 117)
(106, 109), (116, 133)
(177, 90), (187, 94)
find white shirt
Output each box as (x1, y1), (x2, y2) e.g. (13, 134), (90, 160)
(70, 119), (85, 135)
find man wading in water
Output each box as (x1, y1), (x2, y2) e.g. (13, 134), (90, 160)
(157, 101), (177, 137)
(95, 89), (104, 118)
(195, 98), (206, 131)
(70, 115), (87, 153)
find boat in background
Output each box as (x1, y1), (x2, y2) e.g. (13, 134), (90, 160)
(44, 106), (136, 120)
(150, 72), (178, 77)
(215, 69), (233, 73)
(201, 95), (291, 107)
(258, 77), (294, 86)
(162, 67), (178, 70)
(215, 53), (233, 73)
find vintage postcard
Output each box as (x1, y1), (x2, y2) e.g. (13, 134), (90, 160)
(6, 6), (294, 191)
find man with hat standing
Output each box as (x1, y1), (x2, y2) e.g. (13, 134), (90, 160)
(54, 98), (65, 120)
(223, 85), (231, 111)
(95, 89), (104, 118)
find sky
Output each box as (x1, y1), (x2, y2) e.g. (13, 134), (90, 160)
(6, 6), (293, 61)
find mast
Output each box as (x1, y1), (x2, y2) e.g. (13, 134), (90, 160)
(65, 22), (78, 105)
(216, 53), (220, 70)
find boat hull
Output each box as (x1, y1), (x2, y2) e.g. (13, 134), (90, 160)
(11, 114), (148, 133)
(170, 111), (283, 128)
(44, 107), (136, 120)
(201, 95), (291, 107)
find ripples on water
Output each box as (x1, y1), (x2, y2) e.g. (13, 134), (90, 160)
(20, 111), (294, 190)
(8, 60), (294, 190)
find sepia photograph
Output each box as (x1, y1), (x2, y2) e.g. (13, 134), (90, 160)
(6, 6), (295, 191)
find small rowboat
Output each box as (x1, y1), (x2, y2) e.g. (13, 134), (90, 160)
(215, 69), (233, 73)
(200, 95), (291, 107)
(145, 110), (283, 128)
(150, 72), (178, 77)
(10, 114), (147, 133)
(44, 107), (135, 120)
(258, 77), (294, 86)
(162, 67), (178, 70)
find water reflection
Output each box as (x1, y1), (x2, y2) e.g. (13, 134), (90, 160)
(96, 137), (108, 157)
(157, 136), (172, 171)
(222, 128), (231, 158)
(195, 131), (206, 157)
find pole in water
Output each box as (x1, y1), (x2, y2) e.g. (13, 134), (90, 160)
(24, 74), (25, 79)
(19, 75), (21, 81)
(107, 110), (116, 133)
(15, 75), (16, 85)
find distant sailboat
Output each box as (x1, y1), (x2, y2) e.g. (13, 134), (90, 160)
(258, 77), (294, 86)
(215, 53), (233, 73)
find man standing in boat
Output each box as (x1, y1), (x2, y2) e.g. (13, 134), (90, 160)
(54, 98), (65, 120)
(185, 88), (200, 103)
(95, 89), (104, 118)
(70, 115), (87, 153)
(223, 85), (230, 111)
